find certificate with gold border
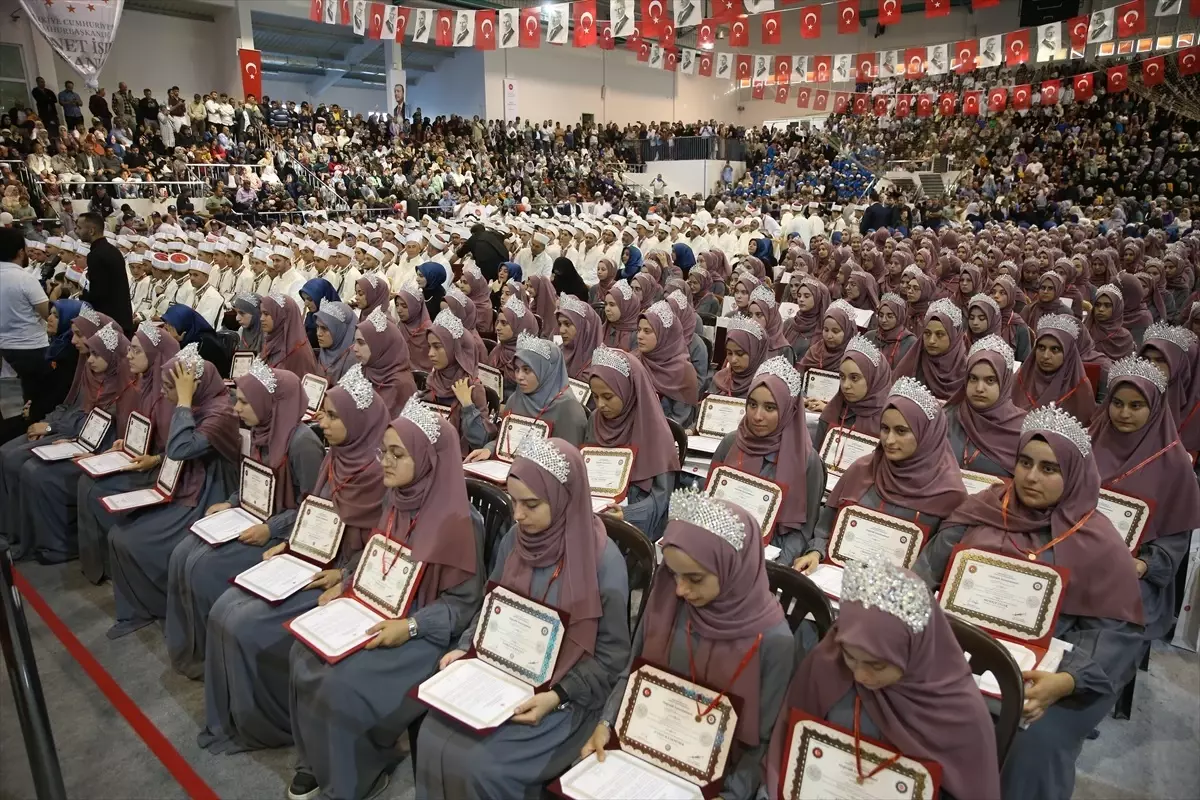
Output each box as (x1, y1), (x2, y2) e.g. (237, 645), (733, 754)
(1096, 488), (1152, 551)
(828, 505), (925, 570)
(696, 395), (746, 438)
(705, 466), (783, 539)
(581, 446), (636, 502)
(801, 369), (841, 403)
(960, 469), (1004, 496)
(496, 413), (552, 462)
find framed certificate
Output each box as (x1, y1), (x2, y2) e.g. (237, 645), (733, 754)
(961, 469), (1005, 496)
(568, 378), (592, 406)
(695, 395), (747, 438)
(496, 413), (552, 463)
(99, 456), (183, 512)
(287, 495), (345, 565)
(123, 412), (152, 458)
(286, 597), (386, 664)
(349, 532), (425, 619)
(938, 546), (1068, 650)
(1096, 488), (1153, 551)
(33, 408), (113, 461)
(778, 710), (940, 800)
(581, 446), (636, 502)
(705, 466), (784, 540)
(828, 505), (926, 570)
(478, 364), (505, 401)
(230, 351), (255, 379)
(801, 369), (840, 403)
(301, 373), (328, 417)
(76, 411), (153, 477)
(819, 427), (879, 479)
(237, 458), (276, 522)
(463, 459), (513, 483)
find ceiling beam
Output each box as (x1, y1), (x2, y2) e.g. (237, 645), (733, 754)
(307, 39), (383, 96)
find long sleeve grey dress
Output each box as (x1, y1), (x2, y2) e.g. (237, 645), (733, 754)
(945, 405), (1014, 477)
(584, 415), (676, 542)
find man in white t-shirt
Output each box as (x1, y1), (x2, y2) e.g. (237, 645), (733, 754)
(0, 229), (51, 421)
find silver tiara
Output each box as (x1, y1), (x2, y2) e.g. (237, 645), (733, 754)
(841, 558), (931, 634)
(445, 284), (469, 308)
(667, 289), (690, 309)
(997, 259), (1017, 273)
(1191, 300), (1200, 319)
(753, 355), (803, 398)
(136, 320), (162, 346)
(591, 346), (631, 378)
(79, 303), (101, 325)
(366, 305), (388, 333)
(1144, 321), (1199, 354)
(320, 298), (349, 323)
(96, 322), (119, 352)
(925, 298), (963, 329)
(889, 376), (939, 421)
(749, 284), (776, 309)
(646, 301), (675, 328)
(234, 291), (260, 307)
(612, 279), (634, 301)
(1023, 403), (1092, 458)
(463, 264), (483, 281)
(968, 334), (1015, 372)
(248, 357), (277, 394)
(846, 335), (882, 368)
(1108, 354), (1168, 394)
(1096, 283), (1122, 302)
(992, 274), (1017, 292)
(504, 294), (528, 318)
(176, 342), (205, 379)
(432, 309), (465, 340)
(515, 436), (570, 484)
(880, 292), (907, 309)
(516, 330), (556, 361)
(901, 264), (923, 281)
(362, 273), (381, 289)
(400, 280), (422, 298)
(557, 294), (590, 317)
(399, 395), (441, 445)
(668, 488), (746, 552)
(968, 293), (1000, 317)
(268, 292), (288, 308)
(1036, 313), (1080, 341)
(726, 315), (765, 340)
(336, 363), (375, 410)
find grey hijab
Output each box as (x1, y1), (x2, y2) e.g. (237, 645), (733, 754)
(233, 292), (263, 353)
(505, 334), (570, 418)
(315, 300), (359, 381)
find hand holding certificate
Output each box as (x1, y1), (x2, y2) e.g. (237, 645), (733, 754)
(581, 446), (636, 502)
(705, 466), (783, 539)
(190, 506), (261, 545)
(496, 414), (552, 462)
(33, 408), (113, 461)
(802, 369), (841, 404)
(1096, 489), (1152, 550)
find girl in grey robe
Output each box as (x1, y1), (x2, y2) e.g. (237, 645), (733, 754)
(942, 337), (1027, 479)
(287, 403), (485, 800)
(165, 363), (324, 678)
(416, 439), (631, 800)
(199, 369), (388, 754)
(106, 345), (241, 639)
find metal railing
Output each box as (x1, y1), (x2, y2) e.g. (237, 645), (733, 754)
(619, 136), (747, 164)
(1, 159), (48, 206)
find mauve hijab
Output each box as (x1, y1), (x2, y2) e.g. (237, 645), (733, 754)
(314, 300), (358, 382)
(1014, 321), (1096, 424)
(713, 319), (769, 398)
(557, 298), (603, 379)
(967, 294), (1002, 343)
(460, 266), (495, 335)
(642, 499), (785, 747)
(748, 286), (790, 352)
(665, 286), (698, 343)
(527, 275), (560, 337)
(160, 350), (241, 507)
(1137, 270), (1169, 323)
(396, 286), (434, 372)
(702, 249), (732, 285)
(355, 274), (390, 322)
(67, 305), (114, 406)
(1084, 284), (1135, 363)
(689, 266), (714, 309)
(261, 294), (319, 379)
(490, 297), (539, 381)
(783, 277), (830, 343)
(847, 269), (879, 312)
(234, 365), (306, 511)
(443, 287), (489, 366)
(631, 271), (662, 311)
(427, 310), (480, 396)
(319, 379), (388, 533)
(133, 323), (180, 452)
(635, 302), (699, 405)
(84, 323), (139, 436)
(1141, 324), (1200, 430)
(358, 311), (416, 417)
(797, 302), (856, 372)
(947, 342), (1026, 469)
(902, 270), (937, 333)
(502, 440), (607, 683)
(603, 280), (641, 349)
(819, 346), (893, 437)
(1117, 271), (1154, 329)
(894, 302), (967, 401)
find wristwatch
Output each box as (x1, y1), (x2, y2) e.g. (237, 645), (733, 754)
(407, 617), (418, 639)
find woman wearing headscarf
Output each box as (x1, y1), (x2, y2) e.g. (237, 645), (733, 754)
(557, 295), (603, 381)
(988, 275), (1033, 362)
(815, 335), (893, 448)
(619, 243), (643, 280)
(713, 357), (826, 569)
(634, 300), (700, 428)
(671, 242), (696, 275)
(165, 361), (324, 679)
(162, 303), (234, 378)
(744, 252), (771, 282)
(1083, 283), (1135, 369)
(585, 347), (679, 540)
(630, 271), (662, 312)
(418, 439), (631, 799)
(1021, 271), (1073, 331)
(1117, 271), (1154, 344)
(489, 295), (539, 397)
(526, 274), (560, 338)
(746, 284), (794, 363)
(351, 273), (390, 323)
(259, 294), (318, 381)
(24, 322), (138, 564)
(1136, 268), (1171, 323)
(804, 377), (967, 575)
(601, 279), (640, 351)
(355, 307), (418, 417)
(1163, 251), (1194, 322)
(232, 293), (264, 355)
(784, 276), (832, 364)
(640, 250), (666, 285)
(965, 292), (1002, 347)
(766, 559), (1000, 800)
(588, 258), (617, 306)
(396, 283), (434, 372)
(425, 309), (496, 457)
(417, 261), (448, 320)
(945, 335), (1027, 477)
(916, 406), (1144, 800)
(1051, 258), (1086, 319)
(443, 285), (490, 366)
(580, 492), (793, 800)
(666, 283), (711, 389)
(728, 273), (760, 318)
(457, 264), (495, 336)
(701, 249), (732, 298)
(551, 256), (589, 303)
(901, 267), (937, 334)
(894, 298), (968, 401)
(686, 265), (720, 317)
(845, 269), (879, 318)
(797, 300), (857, 384)
(1140, 322), (1200, 434)
(200, 366), (388, 753)
(107, 344), (241, 639)
(311, 299), (358, 382)
(289, 399), (483, 800)
(1013, 314), (1096, 425)
(710, 316), (767, 399)
(299, 277), (341, 348)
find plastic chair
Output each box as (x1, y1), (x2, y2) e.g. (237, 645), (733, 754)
(412, 369), (428, 392)
(666, 419), (688, 464)
(483, 387), (502, 420)
(947, 616), (1023, 767)
(465, 477), (513, 573)
(482, 337), (497, 354)
(765, 561), (834, 639)
(601, 516), (656, 632)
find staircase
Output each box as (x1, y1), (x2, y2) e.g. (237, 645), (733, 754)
(916, 172), (947, 198)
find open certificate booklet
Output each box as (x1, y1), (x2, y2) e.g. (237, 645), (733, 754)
(76, 412), (152, 476)
(463, 414), (552, 484)
(689, 396), (747, 454)
(778, 711), (940, 800)
(1096, 488), (1153, 551)
(233, 495), (345, 603)
(819, 427), (879, 494)
(554, 663), (738, 800)
(99, 456), (184, 512)
(190, 458), (275, 545)
(581, 446), (636, 512)
(32, 408), (113, 461)
(812, 506), (927, 604)
(286, 531), (424, 663)
(705, 466), (783, 540)
(300, 374), (328, 420)
(418, 585), (566, 731)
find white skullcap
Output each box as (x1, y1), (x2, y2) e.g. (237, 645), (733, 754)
(189, 259), (211, 275)
(65, 266), (84, 284)
(381, 242), (399, 255)
(336, 244), (355, 258)
(273, 245), (294, 261)
(180, 245), (198, 258)
(198, 242), (215, 254)
(533, 232), (550, 246)
(364, 245), (383, 261)
(251, 246), (273, 262)
(428, 234), (448, 250)
(168, 253), (191, 272)
(405, 233), (423, 245)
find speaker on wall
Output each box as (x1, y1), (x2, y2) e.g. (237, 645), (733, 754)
(1019, 0), (1081, 27)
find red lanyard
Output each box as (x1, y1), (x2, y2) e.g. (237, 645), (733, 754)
(684, 621), (761, 722)
(378, 508), (420, 578)
(962, 439), (981, 467)
(1106, 439), (1180, 487)
(539, 560), (563, 603)
(1000, 486), (1092, 560)
(1020, 372), (1083, 409)
(271, 339), (308, 368)
(854, 696), (903, 784)
(325, 460), (372, 499)
(1179, 402), (1200, 437)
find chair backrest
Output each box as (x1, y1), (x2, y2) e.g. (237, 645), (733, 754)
(412, 369), (428, 391)
(701, 335), (714, 372)
(765, 561), (834, 639)
(483, 387), (502, 419)
(947, 616), (1023, 767)
(698, 312), (717, 328)
(482, 337), (497, 354)
(465, 477), (514, 573)
(601, 515), (656, 631)
(666, 418), (688, 465)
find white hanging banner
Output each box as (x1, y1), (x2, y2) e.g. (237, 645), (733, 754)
(19, 0), (125, 89)
(503, 78), (519, 122)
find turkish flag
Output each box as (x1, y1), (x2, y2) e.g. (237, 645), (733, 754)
(309, 0), (323, 23)
(736, 54), (753, 81)
(661, 20), (676, 47)
(762, 12), (782, 44)
(1108, 64), (1129, 92)
(895, 94), (913, 117)
(904, 48), (925, 76)
(665, 49), (678, 71)
(939, 92), (956, 116)
(800, 4), (822, 38)
(1117, 0), (1146, 37)
(1193, 0), (1200, 16)
(775, 56), (792, 84)
(574, 1), (597, 46)
(834, 92), (850, 113)
(1068, 16), (1089, 49)
(796, 87), (811, 108)
(1006, 29), (1030, 67)
(852, 93), (869, 114)
(953, 39), (977, 74)
(812, 55), (831, 82)
(520, 7), (541, 47)
(395, 7), (409, 39)
(699, 53), (713, 76)
(752, 81), (765, 100)
(926, 0), (949, 18)
(626, 28), (642, 52)
(776, 85), (789, 104)
(813, 90), (829, 111)
(1142, 56), (1165, 85)
(729, 15), (750, 47)
(636, 40), (651, 61)
(1179, 48), (1200, 76)
(339, 0), (350, 25)
(1012, 84), (1031, 109)
(598, 22), (614, 50)
(1041, 79), (1060, 105)
(874, 95), (889, 116)
(238, 49), (262, 99)
(697, 19), (716, 48)
(879, 0), (901, 25)
(916, 93), (934, 117)
(1074, 73), (1094, 101)
(368, 3), (385, 39)
(476, 10), (497, 50)
(713, 0), (741, 23)
(962, 90), (982, 115)
(855, 52), (876, 80)
(973, 0), (1000, 6)
(436, 10), (455, 46)
(641, 0), (666, 37)
(987, 87), (1007, 112)
(838, 0), (859, 34)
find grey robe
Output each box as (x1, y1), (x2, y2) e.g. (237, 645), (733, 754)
(812, 486), (945, 559)
(78, 469), (156, 584)
(486, 396), (589, 454)
(289, 512), (486, 800)
(659, 395), (696, 429)
(945, 405), (1013, 478)
(415, 528), (631, 800)
(165, 425), (325, 678)
(1136, 529), (1190, 640)
(599, 606), (795, 800)
(865, 330), (917, 369)
(26, 418), (118, 562)
(584, 415), (675, 542)
(432, 392), (491, 453)
(107, 406), (237, 638)
(689, 333), (711, 389)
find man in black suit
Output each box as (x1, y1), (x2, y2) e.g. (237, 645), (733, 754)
(76, 211), (133, 334)
(859, 191), (896, 235)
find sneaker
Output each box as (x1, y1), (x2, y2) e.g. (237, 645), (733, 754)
(286, 772), (319, 800)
